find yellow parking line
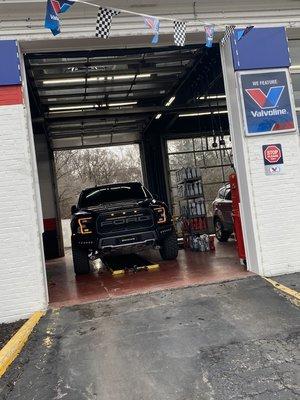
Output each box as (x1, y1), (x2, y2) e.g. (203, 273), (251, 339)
(0, 311), (45, 378)
(263, 277), (300, 301)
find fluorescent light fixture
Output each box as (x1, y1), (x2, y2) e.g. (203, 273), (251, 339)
(43, 73), (151, 85)
(179, 110), (228, 117)
(49, 104), (99, 111)
(155, 113), (162, 120)
(213, 110), (228, 114)
(197, 94), (227, 100)
(179, 112), (211, 117)
(108, 101), (137, 107)
(165, 96), (175, 107)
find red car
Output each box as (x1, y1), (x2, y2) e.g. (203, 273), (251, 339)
(212, 184), (233, 242)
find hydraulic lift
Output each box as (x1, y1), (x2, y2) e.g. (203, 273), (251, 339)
(101, 254), (160, 276)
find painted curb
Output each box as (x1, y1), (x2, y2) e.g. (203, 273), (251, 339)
(263, 277), (300, 302)
(0, 311), (45, 378)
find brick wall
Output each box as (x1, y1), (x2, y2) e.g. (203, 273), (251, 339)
(245, 133), (300, 275)
(221, 31), (300, 277)
(0, 42), (48, 322)
(0, 103), (48, 322)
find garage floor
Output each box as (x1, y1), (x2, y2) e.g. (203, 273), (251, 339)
(46, 240), (251, 308)
(1, 276), (299, 400)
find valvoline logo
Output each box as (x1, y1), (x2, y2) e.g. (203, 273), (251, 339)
(246, 86), (287, 118)
(246, 86), (284, 109)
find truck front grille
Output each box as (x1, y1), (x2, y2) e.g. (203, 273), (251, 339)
(96, 208), (154, 236)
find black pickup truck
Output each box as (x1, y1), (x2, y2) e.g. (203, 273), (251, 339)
(70, 182), (178, 274)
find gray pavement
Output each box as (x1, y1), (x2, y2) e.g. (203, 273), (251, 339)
(273, 272), (300, 292)
(0, 276), (299, 400)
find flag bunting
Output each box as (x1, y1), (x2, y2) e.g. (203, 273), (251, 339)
(144, 17), (160, 44)
(44, 0), (75, 36)
(220, 25), (236, 47)
(237, 26), (254, 41)
(204, 25), (215, 48)
(95, 7), (121, 38)
(174, 21), (186, 47)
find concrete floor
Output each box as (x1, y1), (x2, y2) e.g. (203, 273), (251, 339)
(46, 240), (251, 308)
(1, 276), (299, 400)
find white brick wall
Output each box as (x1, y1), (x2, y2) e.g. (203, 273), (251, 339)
(0, 104), (48, 322)
(222, 37), (300, 277)
(245, 133), (300, 276)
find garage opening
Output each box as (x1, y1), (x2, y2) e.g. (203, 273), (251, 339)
(54, 144), (143, 250)
(25, 43), (251, 307)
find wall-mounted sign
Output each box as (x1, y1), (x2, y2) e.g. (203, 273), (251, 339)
(262, 143), (284, 175)
(238, 69), (297, 136)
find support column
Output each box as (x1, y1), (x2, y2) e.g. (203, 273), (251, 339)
(0, 41), (48, 322)
(34, 133), (64, 259)
(221, 27), (300, 276)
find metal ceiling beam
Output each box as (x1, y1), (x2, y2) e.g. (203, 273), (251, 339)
(33, 66), (185, 80)
(38, 86), (167, 100)
(46, 103), (227, 120)
(36, 75), (180, 90)
(27, 44), (200, 60)
(48, 119), (144, 132)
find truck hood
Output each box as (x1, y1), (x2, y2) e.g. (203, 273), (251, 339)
(80, 198), (156, 213)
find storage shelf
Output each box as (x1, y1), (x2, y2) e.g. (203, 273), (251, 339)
(177, 177), (202, 185)
(179, 195), (204, 200)
(180, 214), (206, 219)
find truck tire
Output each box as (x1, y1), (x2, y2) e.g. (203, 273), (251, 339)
(72, 246), (90, 275)
(214, 218), (230, 242)
(160, 231), (179, 260)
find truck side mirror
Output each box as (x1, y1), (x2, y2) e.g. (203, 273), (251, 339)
(71, 205), (77, 215)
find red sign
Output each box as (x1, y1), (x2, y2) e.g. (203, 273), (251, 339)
(263, 145), (282, 164)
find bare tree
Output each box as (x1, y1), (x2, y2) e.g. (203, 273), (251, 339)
(54, 145), (143, 218)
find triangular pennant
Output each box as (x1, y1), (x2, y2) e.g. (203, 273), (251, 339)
(144, 17), (160, 44)
(44, 0), (75, 36)
(238, 26), (254, 40)
(220, 25), (236, 47)
(95, 7), (121, 39)
(174, 21), (186, 47)
(204, 25), (215, 48)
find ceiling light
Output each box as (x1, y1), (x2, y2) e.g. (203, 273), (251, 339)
(213, 110), (228, 114)
(155, 113), (162, 120)
(197, 94), (227, 100)
(108, 101), (137, 107)
(43, 78), (86, 85)
(49, 104), (99, 111)
(179, 112), (211, 117)
(43, 73), (151, 85)
(165, 96), (175, 107)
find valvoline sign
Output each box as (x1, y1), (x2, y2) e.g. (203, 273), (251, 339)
(239, 69), (297, 136)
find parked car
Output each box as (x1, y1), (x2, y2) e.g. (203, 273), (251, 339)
(70, 182), (178, 274)
(212, 184), (233, 242)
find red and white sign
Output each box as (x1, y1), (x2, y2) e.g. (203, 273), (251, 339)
(264, 145), (282, 164)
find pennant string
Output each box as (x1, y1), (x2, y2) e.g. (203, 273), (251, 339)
(70, 0), (189, 23)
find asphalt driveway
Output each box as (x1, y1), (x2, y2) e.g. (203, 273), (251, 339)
(0, 276), (299, 400)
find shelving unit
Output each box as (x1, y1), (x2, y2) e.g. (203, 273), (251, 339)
(176, 167), (212, 252)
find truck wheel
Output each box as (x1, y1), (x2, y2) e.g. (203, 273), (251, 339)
(214, 219), (230, 242)
(72, 246), (90, 275)
(160, 231), (179, 260)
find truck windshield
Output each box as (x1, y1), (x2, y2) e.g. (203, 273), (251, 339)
(79, 184), (151, 208)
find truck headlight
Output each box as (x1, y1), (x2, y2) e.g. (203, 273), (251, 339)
(78, 217), (93, 234)
(154, 207), (167, 224)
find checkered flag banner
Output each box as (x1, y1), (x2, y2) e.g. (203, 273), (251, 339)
(174, 21), (186, 47)
(95, 7), (121, 39)
(220, 25), (236, 47)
